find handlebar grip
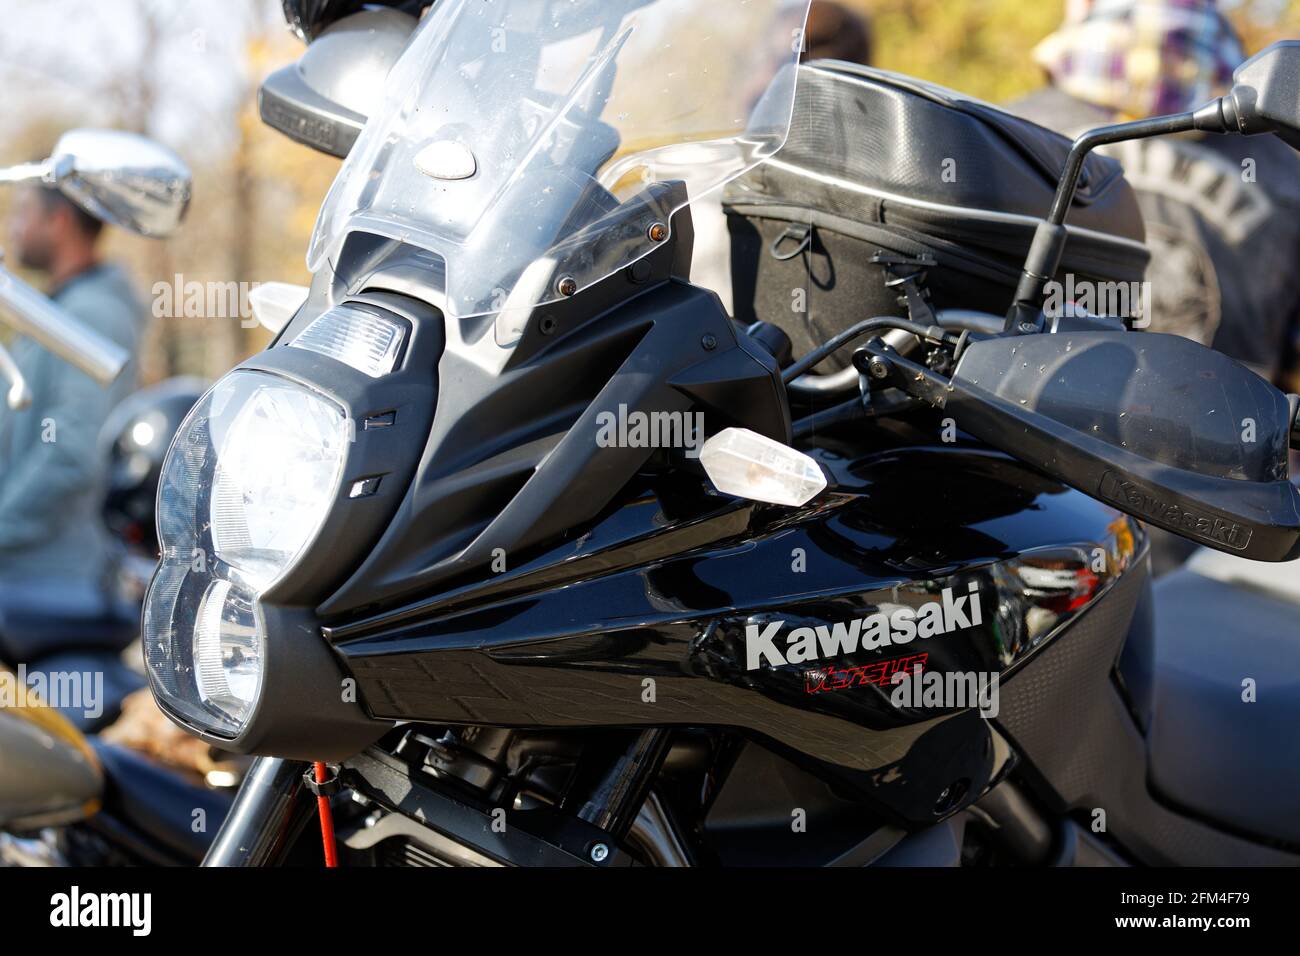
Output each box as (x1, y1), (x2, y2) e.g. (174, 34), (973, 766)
(0, 264), (129, 386)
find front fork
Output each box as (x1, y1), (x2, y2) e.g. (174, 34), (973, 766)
(202, 757), (314, 867)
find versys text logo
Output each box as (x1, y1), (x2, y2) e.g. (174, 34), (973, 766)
(50, 886), (151, 937)
(1098, 471), (1250, 549)
(805, 652), (928, 694)
(746, 583), (982, 671)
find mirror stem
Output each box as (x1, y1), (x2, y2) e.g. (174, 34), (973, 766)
(1005, 106), (1232, 333)
(0, 161), (51, 185)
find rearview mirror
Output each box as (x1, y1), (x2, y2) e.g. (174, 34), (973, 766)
(3, 129), (192, 238)
(941, 332), (1300, 561)
(1223, 40), (1300, 149)
(258, 8), (417, 158)
(0, 129), (190, 237)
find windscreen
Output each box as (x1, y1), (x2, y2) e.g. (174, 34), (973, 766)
(308, 0), (810, 323)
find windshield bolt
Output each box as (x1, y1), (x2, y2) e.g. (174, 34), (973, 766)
(557, 275), (578, 297)
(589, 843), (610, 863)
(867, 355), (892, 380)
(701, 333), (717, 351)
(647, 222), (668, 242)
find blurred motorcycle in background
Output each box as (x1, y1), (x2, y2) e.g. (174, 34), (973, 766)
(0, 133), (234, 865)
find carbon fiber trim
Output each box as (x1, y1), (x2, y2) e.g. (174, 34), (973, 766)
(996, 555), (1300, 865)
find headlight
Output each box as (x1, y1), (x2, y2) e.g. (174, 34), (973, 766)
(209, 378), (350, 589)
(144, 371), (348, 737)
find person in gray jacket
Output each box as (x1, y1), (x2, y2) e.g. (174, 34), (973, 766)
(0, 183), (144, 640)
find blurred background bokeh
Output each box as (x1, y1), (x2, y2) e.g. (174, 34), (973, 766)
(1, 0), (1297, 384)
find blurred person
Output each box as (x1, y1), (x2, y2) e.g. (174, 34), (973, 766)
(1012, 0), (1300, 382)
(802, 0), (872, 65)
(1011, 0), (1300, 573)
(693, 0), (872, 312)
(0, 183), (144, 640)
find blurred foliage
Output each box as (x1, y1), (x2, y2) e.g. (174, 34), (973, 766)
(848, 0), (1300, 101)
(849, 0), (1064, 101)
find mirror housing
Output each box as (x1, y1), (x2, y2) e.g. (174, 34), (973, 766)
(1220, 40), (1300, 149)
(43, 129), (191, 237)
(259, 8), (417, 158)
(926, 331), (1300, 561)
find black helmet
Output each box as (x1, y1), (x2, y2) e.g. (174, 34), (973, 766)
(281, 0), (426, 42)
(100, 377), (208, 556)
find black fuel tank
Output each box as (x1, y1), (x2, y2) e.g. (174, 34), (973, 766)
(328, 445), (1145, 823)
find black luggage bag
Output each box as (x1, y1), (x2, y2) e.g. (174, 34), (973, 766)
(725, 62), (1150, 368)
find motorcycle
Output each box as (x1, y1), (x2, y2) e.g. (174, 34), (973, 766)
(135, 0), (1300, 867)
(0, 131), (233, 865)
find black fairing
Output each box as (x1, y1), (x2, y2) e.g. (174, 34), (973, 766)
(202, 201), (1146, 818)
(326, 445), (1145, 825)
(310, 203), (791, 615)
(182, 205), (791, 759)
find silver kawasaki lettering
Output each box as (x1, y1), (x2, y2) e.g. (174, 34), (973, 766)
(743, 584), (982, 671)
(745, 620), (786, 669)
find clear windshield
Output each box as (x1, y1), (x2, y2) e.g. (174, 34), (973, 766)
(308, 0), (809, 324)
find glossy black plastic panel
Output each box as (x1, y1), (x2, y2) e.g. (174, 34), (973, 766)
(331, 446), (1143, 820)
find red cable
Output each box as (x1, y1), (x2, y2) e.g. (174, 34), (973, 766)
(314, 761), (339, 868)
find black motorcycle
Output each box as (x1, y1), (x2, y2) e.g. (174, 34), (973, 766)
(144, 0), (1300, 867)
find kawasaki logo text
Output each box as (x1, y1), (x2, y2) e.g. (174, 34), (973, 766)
(746, 583), (982, 671)
(1098, 471), (1250, 549)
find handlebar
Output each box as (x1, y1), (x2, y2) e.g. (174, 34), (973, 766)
(0, 263), (129, 388)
